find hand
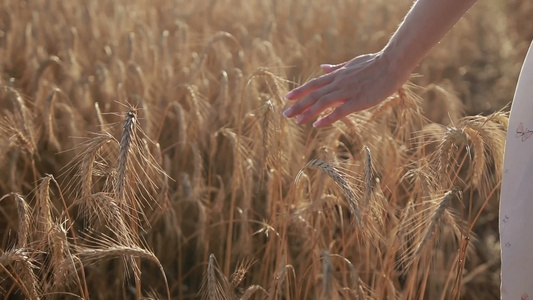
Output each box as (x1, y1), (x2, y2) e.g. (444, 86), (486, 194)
(283, 52), (411, 127)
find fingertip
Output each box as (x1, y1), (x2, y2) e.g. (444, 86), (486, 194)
(284, 91), (293, 100)
(320, 64), (332, 70)
(282, 107), (294, 117)
(324, 105), (350, 127)
(313, 108), (345, 128)
(313, 118), (327, 128)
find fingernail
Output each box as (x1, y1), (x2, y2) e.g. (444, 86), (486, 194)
(283, 107), (293, 117)
(313, 119), (324, 128)
(296, 115), (304, 124)
(284, 90), (295, 100)
(320, 64), (331, 68)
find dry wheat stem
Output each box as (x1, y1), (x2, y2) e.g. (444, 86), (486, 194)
(321, 251), (334, 300)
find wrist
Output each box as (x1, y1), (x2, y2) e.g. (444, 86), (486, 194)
(379, 46), (416, 84)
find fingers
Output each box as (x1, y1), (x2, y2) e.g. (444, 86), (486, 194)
(283, 85), (335, 118)
(283, 53), (399, 127)
(320, 62), (347, 74)
(295, 91), (345, 124)
(285, 73), (333, 100)
(312, 103), (352, 128)
(313, 95), (378, 127)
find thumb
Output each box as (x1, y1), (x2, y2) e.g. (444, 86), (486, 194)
(320, 62), (346, 74)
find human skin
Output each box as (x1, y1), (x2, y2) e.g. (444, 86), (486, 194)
(283, 0), (478, 128)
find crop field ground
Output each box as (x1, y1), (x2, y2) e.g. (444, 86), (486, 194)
(0, 0), (532, 299)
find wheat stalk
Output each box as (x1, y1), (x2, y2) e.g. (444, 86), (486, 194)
(267, 264), (295, 300)
(321, 251), (334, 300)
(239, 285), (268, 300)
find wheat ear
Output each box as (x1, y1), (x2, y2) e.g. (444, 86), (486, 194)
(116, 110), (136, 205)
(363, 146), (375, 205)
(199, 254), (233, 300)
(415, 187), (462, 257)
(297, 159), (361, 225)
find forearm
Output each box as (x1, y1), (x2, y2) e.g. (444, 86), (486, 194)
(383, 0), (477, 73)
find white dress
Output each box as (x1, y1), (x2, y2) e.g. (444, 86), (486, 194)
(500, 40), (533, 300)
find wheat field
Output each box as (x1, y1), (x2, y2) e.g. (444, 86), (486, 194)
(0, 0), (532, 299)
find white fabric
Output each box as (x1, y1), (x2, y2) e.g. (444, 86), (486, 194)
(500, 40), (533, 300)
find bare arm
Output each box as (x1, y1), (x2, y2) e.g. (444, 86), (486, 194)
(385, 0), (478, 72)
(283, 0), (478, 128)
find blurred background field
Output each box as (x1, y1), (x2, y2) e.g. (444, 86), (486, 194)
(0, 0), (532, 299)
